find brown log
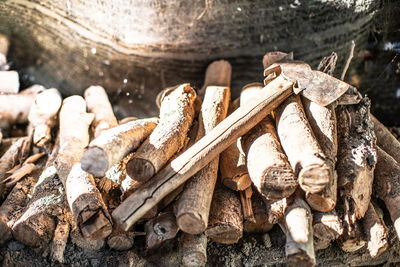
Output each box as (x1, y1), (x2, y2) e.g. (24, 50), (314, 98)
(241, 82), (296, 200)
(107, 227), (134, 251)
(275, 94), (331, 194)
(0, 71), (19, 94)
(126, 84), (196, 182)
(244, 189), (274, 233)
(220, 100), (251, 191)
(81, 118), (158, 177)
(374, 146), (400, 240)
(28, 88), (62, 147)
(180, 233), (207, 267)
(336, 97), (376, 238)
(112, 74), (294, 230)
(371, 114), (400, 163)
(84, 85), (118, 138)
(239, 186), (256, 223)
(363, 202), (388, 258)
(312, 211), (343, 250)
(145, 212), (179, 250)
(50, 220), (70, 263)
(281, 198), (315, 267)
(205, 183), (243, 244)
(70, 226), (105, 251)
(175, 85), (230, 234)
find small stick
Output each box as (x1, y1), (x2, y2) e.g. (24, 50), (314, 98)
(312, 211), (343, 250)
(50, 220), (70, 263)
(0, 71), (19, 94)
(239, 186), (256, 223)
(244, 189), (273, 233)
(126, 84), (197, 182)
(180, 233), (207, 267)
(374, 147), (400, 240)
(175, 84), (230, 234)
(363, 202), (388, 258)
(145, 212), (179, 249)
(371, 114), (400, 163)
(240, 82), (296, 199)
(84, 85), (118, 137)
(81, 118), (158, 177)
(28, 88), (62, 147)
(199, 60), (232, 98)
(205, 183), (243, 244)
(341, 40), (355, 81)
(281, 197), (315, 267)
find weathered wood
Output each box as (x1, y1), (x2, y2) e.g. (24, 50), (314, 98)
(275, 94), (330, 194)
(241, 82), (296, 200)
(84, 85), (118, 137)
(205, 183), (243, 244)
(180, 233), (207, 267)
(107, 227), (134, 251)
(312, 211), (343, 250)
(243, 189), (274, 233)
(126, 84), (196, 182)
(371, 114), (400, 163)
(363, 202), (388, 258)
(112, 75), (294, 230)
(81, 118), (158, 177)
(50, 220), (70, 263)
(0, 71), (19, 94)
(175, 85), (230, 234)
(374, 147), (400, 240)
(145, 212), (179, 250)
(28, 88), (62, 147)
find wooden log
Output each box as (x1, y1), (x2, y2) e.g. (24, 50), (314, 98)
(244, 189), (274, 233)
(126, 84), (196, 182)
(70, 226), (105, 251)
(275, 94), (331, 194)
(28, 88), (62, 147)
(205, 183), (243, 244)
(107, 227), (134, 251)
(371, 114), (400, 163)
(312, 211), (343, 250)
(180, 233), (207, 267)
(81, 118), (158, 177)
(363, 202), (388, 258)
(0, 137), (29, 181)
(175, 84), (230, 234)
(199, 60), (231, 97)
(112, 74), (294, 230)
(374, 146), (400, 240)
(145, 212), (179, 249)
(50, 220), (70, 263)
(84, 85), (118, 138)
(241, 82), (296, 200)
(0, 71), (19, 94)
(281, 198), (315, 267)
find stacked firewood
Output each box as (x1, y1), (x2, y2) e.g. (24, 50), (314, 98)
(1, 33), (400, 267)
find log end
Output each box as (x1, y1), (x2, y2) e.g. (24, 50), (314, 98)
(182, 251), (207, 267)
(286, 251), (316, 267)
(261, 167), (297, 200)
(81, 147), (109, 177)
(299, 164), (331, 194)
(177, 213), (207, 235)
(305, 192), (336, 213)
(205, 225), (242, 244)
(107, 234), (134, 251)
(222, 174), (252, 191)
(126, 157), (156, 182)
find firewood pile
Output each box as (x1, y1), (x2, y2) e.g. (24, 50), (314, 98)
(1, 34), (400, 267)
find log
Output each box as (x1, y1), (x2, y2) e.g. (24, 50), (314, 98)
(84, 85), (118, 138)
(112, 74), (294, 230)
(50, 220), (70, 263)
(371, 114), (400, 163)
(281, 198), (315, 267)
(0, 71), (19, 94)
(107, 227), (134, 251)
(243, 189), (274, 233)
(180, 233), (207, 267)
(0, 137), (29, 181)
(312, 211), (343, 250)
(126, 83), (196, 182)
(175, 84), (230, 235)
(81, 118), (158, 177)
(275, 94), (331, 194)
(28, 88), (62, 148)
(374, 147), (400, 240)
(240, 82), (297, 200)
(145, 212), (179, 250)
(265, 197), (288, 224)
(363, 202), (388, 258)
(205, 183), (243, 244)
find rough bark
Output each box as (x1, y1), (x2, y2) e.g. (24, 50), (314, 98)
(363, 202), (388, 258)
(84, 85), (118, 138)
(371, 114), (400, 163)
(126, 83), (196, 182)
(180, 233), (207, 267)
(312, 211), (344, 250)
(81, 118), (158, 177)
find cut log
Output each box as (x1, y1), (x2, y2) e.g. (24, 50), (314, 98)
(312, 211), (343, 250)
(281, 198), (315, 267)
(145, 212), (179, 250)
(107, 227), (134, 251)
(28, 88), (62, 148)
(275, 94), (331, 194)
(180, 233), (207, 267)
(84, 85), (118, 137)
(205, 183), (243, 244)
(363, 202), (388, 258)
(126, 84), (196, 182)
(371, 114), (400, 163)
(50, 220), (70, 263)
(112, 74), (294, 230)
(176, 84), (230, 235)
(0, 71), (19, 94)
(241, 82), (296, 200)
(244, 189), (274, 233)
(374, 147), (400, 240)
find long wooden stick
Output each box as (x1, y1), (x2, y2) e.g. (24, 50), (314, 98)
(112, 74), (294, 230)
(126, 83), (197, 182)
(145, 212), (179, 249)
(371, 114), (400, 163)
